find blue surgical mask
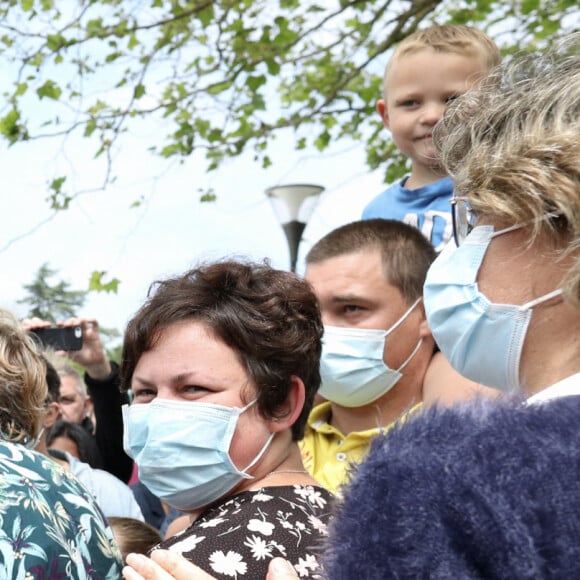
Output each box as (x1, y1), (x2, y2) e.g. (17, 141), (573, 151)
(123, 398), (273, 511)
(424, 224), (563, 392)
(319, 298), (423, 407)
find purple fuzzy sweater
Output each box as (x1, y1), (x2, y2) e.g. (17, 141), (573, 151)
(323, 395), (580, 579)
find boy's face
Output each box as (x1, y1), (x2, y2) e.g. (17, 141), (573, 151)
(378, 48), (489, 183)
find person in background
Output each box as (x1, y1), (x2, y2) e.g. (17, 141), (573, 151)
(109, 517), (163, 563)
(47, 419), (104, 468)
(23, 316), (134, 483)
(121, 260), (333, 579)
(300, 218), (495, 494)
(57, 362), (95, 432)
(0, 307), (123, 578)
(362, 24), (501, 252)
(37, 356), (145, 521)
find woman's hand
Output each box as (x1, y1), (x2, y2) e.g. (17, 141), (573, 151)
(123, 551), (217, 580)
(267, 558), (299, 579)
(121, 552), (300, 580)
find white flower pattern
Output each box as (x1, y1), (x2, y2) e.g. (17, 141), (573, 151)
(161, 485), (333, 579)
(209, 550), (248, 577)
(294, 553), (320, 577)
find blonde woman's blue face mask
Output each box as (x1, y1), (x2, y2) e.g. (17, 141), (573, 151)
(423, 224), (562, 392)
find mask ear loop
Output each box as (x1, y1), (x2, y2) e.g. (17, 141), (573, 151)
(240, 432), (275, 477)
(385, 297), (422, 337)
(520, 288), (563, 310)
(238, 398), (276, 477)
(25, 427), (45, 449)
(387, 296), (424, 373)
(396, 338), (423, 373)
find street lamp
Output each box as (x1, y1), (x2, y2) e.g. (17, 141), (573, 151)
(265, 183), (325, 272)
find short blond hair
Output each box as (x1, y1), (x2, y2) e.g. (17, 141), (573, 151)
(386, 24), (501, 81)
(0, 308), (48, 443)
(436, 33), (580, 305)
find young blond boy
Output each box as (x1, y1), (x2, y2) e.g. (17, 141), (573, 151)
(362, 25), (500, 252)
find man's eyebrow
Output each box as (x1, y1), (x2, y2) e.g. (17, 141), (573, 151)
(329, 294), (368, 304)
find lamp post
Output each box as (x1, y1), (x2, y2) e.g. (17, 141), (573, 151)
(265, 183), (325, 272)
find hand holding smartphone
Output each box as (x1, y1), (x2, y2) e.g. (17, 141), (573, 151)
(30, 326), (83, 351)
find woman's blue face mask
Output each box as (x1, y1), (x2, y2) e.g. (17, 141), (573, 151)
(423, 224), (562, 392)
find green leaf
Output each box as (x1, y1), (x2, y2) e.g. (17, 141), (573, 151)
(46, 33), (69, 51)
(521, 0), (539, 15)
(265, 59), (281, 75)
(133, 83), (146, 99)
(247, 75), (266, 92)
(84, 118), (97, 138)
(197, 5), (215, 27)
(127, 32), (139, 49)
(36, 80), (62, 100)
(14, 82), (28, 96)
(314, 130), (331, 151)
(0, 109), (24, 143)
(47, 176), (70, 210)
(199, 188), (216, 202)
(206, 80), (233, 95)
(88, 271), (120, 293)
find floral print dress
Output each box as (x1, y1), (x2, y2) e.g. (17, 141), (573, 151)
(0, 441), (123, 579)
(159, 484), (334, 578)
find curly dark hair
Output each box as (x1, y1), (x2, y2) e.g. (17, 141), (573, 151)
(121, 260), (323, 440)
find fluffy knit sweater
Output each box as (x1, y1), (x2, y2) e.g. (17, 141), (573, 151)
(323, 395), (580, 579)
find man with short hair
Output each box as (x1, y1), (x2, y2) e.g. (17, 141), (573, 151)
(301, 219), (489, 493)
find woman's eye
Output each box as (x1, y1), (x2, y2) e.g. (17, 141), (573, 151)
(132, 388), (156, 403)
(344, 305), (362, 314)
(183, 385), (210, 394)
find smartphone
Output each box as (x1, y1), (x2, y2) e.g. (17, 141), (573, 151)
(30, 326), (83, 351)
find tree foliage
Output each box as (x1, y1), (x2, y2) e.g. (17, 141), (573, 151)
(18, 262), (88, 321)
(18, 262), (122, 349)
(0, 0), (577, 204)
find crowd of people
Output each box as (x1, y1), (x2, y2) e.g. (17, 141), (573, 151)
(0, 23), (578, 580)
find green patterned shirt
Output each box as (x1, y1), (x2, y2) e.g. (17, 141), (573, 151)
(0, 440), (123, 578)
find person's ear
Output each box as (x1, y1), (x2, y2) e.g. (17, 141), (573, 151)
(417, 300), (432, 339)
(268, 376), (305, 434)
(43, 401), (60, 429)
(84, 396), (94, 418)
(377, 99), (390, 130)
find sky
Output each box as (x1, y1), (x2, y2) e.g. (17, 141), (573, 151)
(0, 123), (384, 342)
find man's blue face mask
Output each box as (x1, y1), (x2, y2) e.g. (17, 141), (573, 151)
(318, 298), (423, 407)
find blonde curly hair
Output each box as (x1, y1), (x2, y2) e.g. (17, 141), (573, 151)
(0, 308), (48, 443)
(435, 33), (580, 305)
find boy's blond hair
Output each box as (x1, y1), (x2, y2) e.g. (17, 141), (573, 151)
(385, 25), (501, 86)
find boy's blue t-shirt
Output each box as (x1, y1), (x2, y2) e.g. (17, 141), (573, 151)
(362, 176), (454, 252)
